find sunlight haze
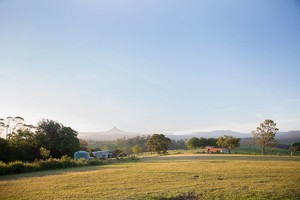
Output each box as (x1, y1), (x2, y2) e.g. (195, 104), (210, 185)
(1, 0), (300, 134)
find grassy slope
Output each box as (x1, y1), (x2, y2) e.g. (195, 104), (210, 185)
(0, 155), (300, 200)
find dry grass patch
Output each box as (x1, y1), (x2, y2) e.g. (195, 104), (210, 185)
(1, 154), (299, 199)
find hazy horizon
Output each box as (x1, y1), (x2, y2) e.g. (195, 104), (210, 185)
(79, 126), (299, 135)
(1, 1), (300, 134)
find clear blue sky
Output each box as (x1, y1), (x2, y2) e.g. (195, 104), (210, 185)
(1, 0), (300, 133)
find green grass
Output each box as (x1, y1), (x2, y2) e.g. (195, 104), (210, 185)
(1, 154), (300, 199)
(234, 145), (300, 156)
(166, 145), (298, 156)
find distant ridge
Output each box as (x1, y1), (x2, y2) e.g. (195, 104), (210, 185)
(78, 128), (249, 141)
(275, 131), (300, 145)
(79, 128), (300, 145)
(165, 130), (251, 140)
(191, 130), (251, 138)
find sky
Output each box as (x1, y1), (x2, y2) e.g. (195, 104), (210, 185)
(1, 0), (300, 134)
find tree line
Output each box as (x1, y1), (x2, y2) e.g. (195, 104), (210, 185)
(0, 117), (81, 162)
(187, 119), (299, 155)
(89, 134), (186, 155)
(185, 120), (281, 154)
(1, 117), (299, 163)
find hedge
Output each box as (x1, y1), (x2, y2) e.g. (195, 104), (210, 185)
(0, 157), (95, 175)
(0, 155), (139, 176)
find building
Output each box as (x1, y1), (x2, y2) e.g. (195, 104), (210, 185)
(92, 150), (112, 159)
(205, 146), (229, 154)
(74, 151), (90, 160)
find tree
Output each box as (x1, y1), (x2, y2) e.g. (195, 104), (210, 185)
(112, 149), (126, 158)
(289, 142), (300, 156)
(199, 137), (207, 147)
(0, 116), (29, 139)
(7, 129), (38, 161)
(187, 137), (201, 149)
(35, 119), (80, 158)
(207, 138), (217, 146)
(252, 119), (279, 155)
(147, 134), (171, 154)
(169, 139), (188, 150)
(0, 138), (10, 162)
(79, 139), (89, 151)
(116, 135), (150, 154)
(245, 138), (256, 150)
(216, 135), (240, 154)
(132, 145), (141, 154)
(40, 147), (50, 160)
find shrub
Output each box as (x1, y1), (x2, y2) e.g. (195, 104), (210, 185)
(7, 161), (26, 174)
(61, 160), (77, 168)
(61, 155), (73, 162)
(39, 158), (61, 170)
(0, 153), (140, 176)
(87, 159), (103, 166)
(129, 155), (139, 161)
(0, 161), (7, 175)
(23, 162), (40, 173)
(60, 155), (77, 168)
(76, 158), (87, 166)
(119, 155), (139, 161)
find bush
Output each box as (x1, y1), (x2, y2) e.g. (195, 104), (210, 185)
(87, 159), (103, 166)
(118, 155), (139, 161)
(61, 155), (73, 162)
(39, 159), (56, 170)
(7, 161), (26, 174)
(60, 155), (77, 168)
(60, 160), (77, 168)
(24, 162), (40, 173)
(76, 158), (87, 166)
(0, 161), (7, 175)
(37, 157), (79, 171)
(129, 155), (139, 161)
(0, 153), (139, 176)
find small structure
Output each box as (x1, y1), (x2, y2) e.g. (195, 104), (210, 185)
(92, 150), (112, 159)
(205, 146), (229, 154)
(74, 151), (90, 160)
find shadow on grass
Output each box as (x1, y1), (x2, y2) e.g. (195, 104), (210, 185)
(0, 165), (100, 181)
(0, 161), (134, 181)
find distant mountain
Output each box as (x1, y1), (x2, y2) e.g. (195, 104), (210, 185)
(79, 128), (300, 145)
(240, 131), (300, 146)
(78, 127), (139, 141)
(79, 128), (250, 141)
(166, 130), (251, 140)
(275, 131), (300, 145)
(276, 131), (300, 139)
(192, 130), (251, 138)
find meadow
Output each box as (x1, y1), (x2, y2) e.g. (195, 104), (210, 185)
(0, 154), (300, 200)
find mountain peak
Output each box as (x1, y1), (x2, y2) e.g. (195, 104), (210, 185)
(110, 127), (121, 132)
(106, 127), (127, 134)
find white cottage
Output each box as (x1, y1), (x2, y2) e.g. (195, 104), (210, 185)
(92, 150), (112, 159)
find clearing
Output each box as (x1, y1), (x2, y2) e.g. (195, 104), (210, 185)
(1, 154), (300, 199)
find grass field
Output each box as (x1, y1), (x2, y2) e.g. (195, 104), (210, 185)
(1, 154), (300, 199)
